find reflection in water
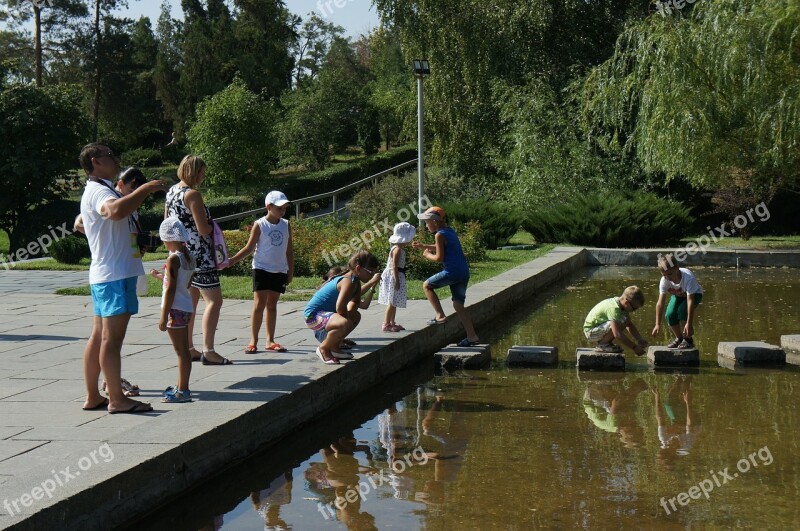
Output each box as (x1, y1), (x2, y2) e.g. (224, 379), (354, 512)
(583, 377), (649, 448)
(653, 375), (701, 468)
(251, 472), (293, 530)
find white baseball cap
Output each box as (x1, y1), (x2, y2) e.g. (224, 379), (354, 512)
(265, 190), (290, 206)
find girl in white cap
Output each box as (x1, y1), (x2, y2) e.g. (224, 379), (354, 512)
(227, 190), (294, 353)
(158, 216), (197, 403)
(379, 222), (416, 332)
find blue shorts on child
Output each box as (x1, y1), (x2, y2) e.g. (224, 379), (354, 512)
(426, 271), (469, 304)
(90, 276), (139, 318)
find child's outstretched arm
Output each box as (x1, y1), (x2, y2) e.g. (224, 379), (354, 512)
(159, 254), (180, 331)
(684, 293), (697, 337)
(652, 293), (668, 336)
(610, 320), (644, 354)
(227, 223), (261, 267)
(626, 319), (648, 353)
(150, 268), (164, 281)
(417, 232), (445, 263)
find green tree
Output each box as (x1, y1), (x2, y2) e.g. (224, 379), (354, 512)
(372, 0), (648, 175)
(277, 83), (334, 169)
(290, 13), (344, 88)
(581, 0), (800, 234)
(0, 84), (89, 253)
(187, 77), (277, 195)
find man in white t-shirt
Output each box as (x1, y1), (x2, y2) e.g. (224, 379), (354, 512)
(79, 143), (167, 414)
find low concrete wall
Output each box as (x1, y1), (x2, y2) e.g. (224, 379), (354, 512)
(585, 247), (800, 268)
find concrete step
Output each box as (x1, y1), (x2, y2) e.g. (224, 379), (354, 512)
(434, 344), (490, 370)
(781, 335), (800, 353)
(506, 346), (558, 366)
(717, 341), (786, 364)
(647, 346), (700, 366)
(576, 348), (625, 370)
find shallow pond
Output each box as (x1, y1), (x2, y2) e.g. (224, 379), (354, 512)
(132, 266), (800, 530)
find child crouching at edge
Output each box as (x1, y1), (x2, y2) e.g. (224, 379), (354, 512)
(584, 286), (648, 355)
(303, 251), (381, 364)
(158, 217), (196, 402)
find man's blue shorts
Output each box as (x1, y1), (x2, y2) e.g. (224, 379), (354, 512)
(425, 271), (469, 304)
(90, 277), (139, 318)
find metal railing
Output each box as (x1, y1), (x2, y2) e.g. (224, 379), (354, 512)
(215, 158), (418, 224)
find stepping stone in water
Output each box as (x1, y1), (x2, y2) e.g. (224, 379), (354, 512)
(717, 341), (786, 364)
(781, 335), (800, 353)
(647, 346), (700, 366)
(435, 344), (490, 370)
(506, 346), (558, 366)
(576, 348), (625, 371)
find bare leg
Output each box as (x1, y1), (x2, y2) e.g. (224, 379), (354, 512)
(200, 287), (224, 362)
(453, 301), (479, 342)
(187, 286), (202, 359)
(384, 305), (396, 324)
(83, 316), (104, 409)
(669, 323), (683, 339)
(423, 281), (446, 321)
(264, 290), (281, 345)
(100, 313), (144, 411)
(251, 290), (268, 346)
(167, 327), (192, 390)
(319, 314), (353, 362)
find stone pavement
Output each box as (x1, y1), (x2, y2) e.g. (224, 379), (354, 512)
(0, 248), (588, 530)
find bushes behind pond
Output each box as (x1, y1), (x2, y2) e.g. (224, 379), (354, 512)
(523, 192), (694, 247)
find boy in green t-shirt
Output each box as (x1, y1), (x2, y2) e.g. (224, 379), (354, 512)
(583, 286), (648, 355)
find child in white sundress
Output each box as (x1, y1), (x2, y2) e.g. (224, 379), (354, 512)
(379, 222), (416, 332)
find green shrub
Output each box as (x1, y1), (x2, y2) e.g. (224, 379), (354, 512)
(50, 235), (90, 264)
(440, 200), (522, 249)
(122, 148), (162, 167)
(13, 199), (81, 258)
(205, 196), (258, 229)
(523, 192), (694, 247)
(219, 230), (251, 276)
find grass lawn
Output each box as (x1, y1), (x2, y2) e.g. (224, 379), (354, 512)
(679, 235), (800, 250)
(56, 245), (556, 300)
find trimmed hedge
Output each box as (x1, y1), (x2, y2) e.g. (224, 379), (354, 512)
(139, 195), (256, 232)
(50, 235), (90, 264)
(121, 148), (162, 167)
(523, 192), (694, 247)
(440, 200), (522, 249)
(277, 145), (417, 203)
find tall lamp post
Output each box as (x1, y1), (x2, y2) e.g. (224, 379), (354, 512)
(412, 59), (430, 221)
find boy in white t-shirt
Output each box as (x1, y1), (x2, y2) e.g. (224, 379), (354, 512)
(652, 253), (704, 350)
(78, 143), (167, 414)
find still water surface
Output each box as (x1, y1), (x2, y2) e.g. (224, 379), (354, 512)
(135, 267), (800, 530)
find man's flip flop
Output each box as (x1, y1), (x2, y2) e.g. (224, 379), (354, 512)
(109, 401), (153, 414)
(457, 338), (480, 347)
(245, 345), (258, 354)
(82, 397), (109, 411)
(201, 353), (234, 365)
(266, 343), (288, 352)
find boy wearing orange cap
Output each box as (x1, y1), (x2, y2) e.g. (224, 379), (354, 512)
(413, 206), (480, 346)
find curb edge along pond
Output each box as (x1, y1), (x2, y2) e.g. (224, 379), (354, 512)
(11, 246), (800, 530)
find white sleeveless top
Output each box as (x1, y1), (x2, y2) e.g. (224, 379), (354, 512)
(252, 217), (289, 273)
(161, 250), (195, 312)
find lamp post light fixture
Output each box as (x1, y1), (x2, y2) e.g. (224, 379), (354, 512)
(412, 59), (430, 222)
